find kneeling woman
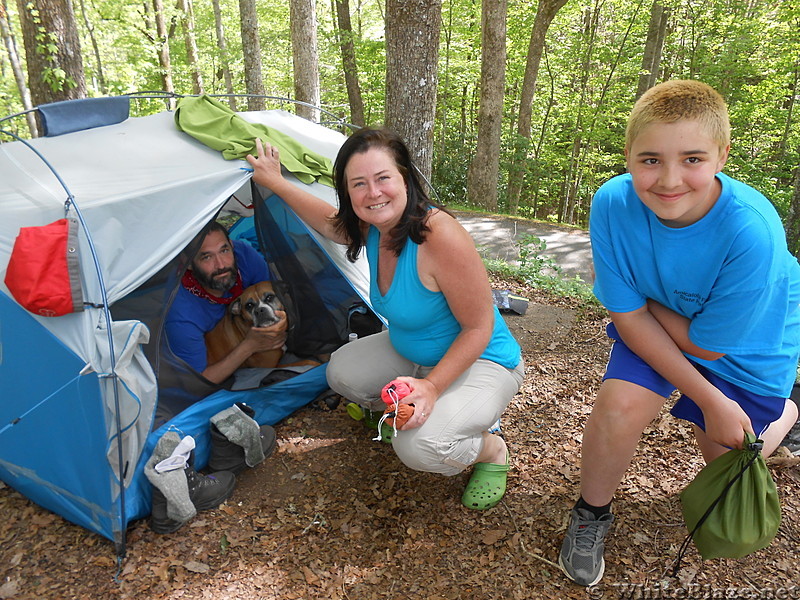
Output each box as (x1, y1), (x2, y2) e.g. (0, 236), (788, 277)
(247, 128), (524, 510)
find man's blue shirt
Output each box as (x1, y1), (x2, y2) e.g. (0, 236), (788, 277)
(165, 241), (270, 372)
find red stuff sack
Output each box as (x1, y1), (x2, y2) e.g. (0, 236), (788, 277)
(4, 218), (84, 317)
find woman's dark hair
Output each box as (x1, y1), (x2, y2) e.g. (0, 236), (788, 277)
(331, 127), (448, 262)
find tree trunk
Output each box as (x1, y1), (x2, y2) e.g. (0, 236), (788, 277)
(506, 0), (569, 214)
(76, 0), (106, 94)
(787, 162), (800, 257)
(178, 0), (203, 94)
(385, 0), (442, 183)
(560, 5), (595, 224)
(239, 0), (266, 110)
(15, 0), (86, 107)
(636, 1), (668, 99)
(290, 0), (320, 121)
(1, 0), (37, 135)
(212, 0), (236, 110)
(777, 65), (798, 164)
(437, 0), (455, 157)
(567, 0), (644, 225)
(152, 0), (174, 97)
(466, 0), (506, 212)
(334, 0), (364, 126)
(530, 45), (556, 218)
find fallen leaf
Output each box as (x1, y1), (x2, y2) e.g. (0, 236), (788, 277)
(482, 529), (506, 545)
(183, 561), (210, 574)
(92, 555), (115, 567)
(302, 566), (320, 585)
(151, 562), (171, 582)
(0, 579), (20, 598)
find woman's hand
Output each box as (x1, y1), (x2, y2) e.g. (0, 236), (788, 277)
(246, 139), (283, 189)
(390, 376), (440, 430)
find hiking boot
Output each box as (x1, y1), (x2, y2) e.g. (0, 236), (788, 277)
(209, 403), (277, 474)
(209, 422), (277, 474)
(558, 508), (614, 586)
(150, 462), (236, 534)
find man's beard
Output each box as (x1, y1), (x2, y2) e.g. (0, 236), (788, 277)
(192, 259), (238, 293)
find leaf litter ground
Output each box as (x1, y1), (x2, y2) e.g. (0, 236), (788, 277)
(1, 280), (799, 599)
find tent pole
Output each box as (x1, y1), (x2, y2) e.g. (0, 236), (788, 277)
(0, 127), (129, 557)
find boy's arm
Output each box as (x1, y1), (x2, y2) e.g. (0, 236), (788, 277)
(611, 307), (754, 449)
(645, 299), (724, 361)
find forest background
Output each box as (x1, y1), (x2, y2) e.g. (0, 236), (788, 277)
(1, 0), (798, 255)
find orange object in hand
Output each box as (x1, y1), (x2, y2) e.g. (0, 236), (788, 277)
(381, 380), (414, 428)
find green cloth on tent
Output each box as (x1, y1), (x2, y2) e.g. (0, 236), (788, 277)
(679, 432), (780, 560)
(174, 95), (333, 187)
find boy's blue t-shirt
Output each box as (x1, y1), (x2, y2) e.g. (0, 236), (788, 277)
(366, 226), (521, 369)
(591, 172), (800, 397)
(165, 240), (270, 372)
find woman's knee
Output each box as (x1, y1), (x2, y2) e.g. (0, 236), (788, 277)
(324, 350), (351, 396)
(392, 433), (474, 476)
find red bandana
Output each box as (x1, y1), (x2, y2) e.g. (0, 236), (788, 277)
(181, 268), (244, 305)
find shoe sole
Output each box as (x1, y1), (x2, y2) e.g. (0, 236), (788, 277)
(558, 553), (605, 587)
(261, 425), (278, 459)
(150, 517), (185, 535)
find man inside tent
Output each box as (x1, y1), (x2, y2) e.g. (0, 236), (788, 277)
(164, 221), (288, 384)
(145, 221), (284, 534)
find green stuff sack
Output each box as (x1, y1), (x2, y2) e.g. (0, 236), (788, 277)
(679, 432), (780, 560)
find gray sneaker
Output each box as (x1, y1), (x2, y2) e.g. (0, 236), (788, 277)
(558, 508), (614, 586)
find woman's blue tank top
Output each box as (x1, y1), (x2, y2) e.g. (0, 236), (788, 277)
(366, 226), (520, 368)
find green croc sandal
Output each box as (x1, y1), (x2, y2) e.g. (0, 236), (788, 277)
(347, 403), (393, 443)
(461, 453), (510, 510)
(376, 421), (394, 444)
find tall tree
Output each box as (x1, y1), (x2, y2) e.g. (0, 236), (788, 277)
(152, 0), (174, 96)
(15, 0), (86, 107)
(290, 0), (320, 121)
(211, 0), (236, 109)
(76, 0), (106, 94)
(385, 0), (442, 182)
(239, 0), (266, 110)
(635, 0), (668, 99)
(506, 0), (569, 214)
(466, 0), (507, 211)
(1, 0), (37, 135)
(178, 0), (203, 95)
(788, 161), (800, 257)
(333, 0), (364, 126)
(561, 0), (644, 224)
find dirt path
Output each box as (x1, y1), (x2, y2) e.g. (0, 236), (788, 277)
(454, 211), (593, 283)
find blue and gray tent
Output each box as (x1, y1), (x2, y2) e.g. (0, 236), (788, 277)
(0, 96), (374, 555)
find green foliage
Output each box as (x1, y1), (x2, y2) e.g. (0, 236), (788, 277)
(484, 233), (600, 308)
(21, 2), (77, 93)
(0, 0), (797, 236)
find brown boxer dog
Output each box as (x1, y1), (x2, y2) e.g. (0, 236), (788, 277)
(205, 281), (289, 369)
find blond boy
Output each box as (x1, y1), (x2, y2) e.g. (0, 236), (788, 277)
(559, 80), (800, 586)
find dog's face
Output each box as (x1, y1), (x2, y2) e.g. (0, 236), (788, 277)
(230, 281), (284, 327)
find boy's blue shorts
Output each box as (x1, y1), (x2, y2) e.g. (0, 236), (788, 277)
(602, 323), (785, 437)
